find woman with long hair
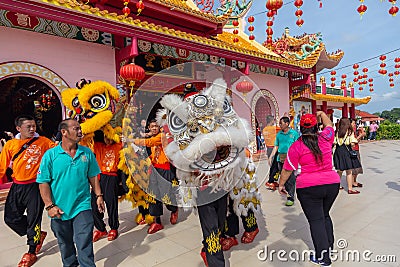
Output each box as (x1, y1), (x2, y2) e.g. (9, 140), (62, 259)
(278, 111), (340, 267)
(333, 118), (362, 194)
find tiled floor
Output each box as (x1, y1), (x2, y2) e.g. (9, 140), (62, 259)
(1, 140), (399, 266)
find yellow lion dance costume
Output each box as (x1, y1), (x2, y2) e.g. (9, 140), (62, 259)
(61, 79), (153, 224)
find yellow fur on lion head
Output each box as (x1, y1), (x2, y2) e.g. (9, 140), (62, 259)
(61, 80), (120, 135)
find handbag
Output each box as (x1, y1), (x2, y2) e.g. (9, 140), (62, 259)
(6, 137), (39, 181)
(344, 136), (358, 159)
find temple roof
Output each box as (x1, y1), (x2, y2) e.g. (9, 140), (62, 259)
(265, 29), (344, 72)
(311, 93), (371, 105)
(28, 0), (315, 70)
(147, 0), (232, 23)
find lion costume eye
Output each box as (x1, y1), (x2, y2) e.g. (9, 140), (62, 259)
(72, 97), (80, 108)
(168, 112), (187, 133)
(193, 95), (208, 108)
(89, 94), (107, 111)
(223, 98), (234, 115)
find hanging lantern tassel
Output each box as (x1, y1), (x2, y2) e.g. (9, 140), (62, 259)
(248, 16), (255, 41)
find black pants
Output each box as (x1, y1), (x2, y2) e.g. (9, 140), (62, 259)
(91, 174), (119, 231)
(267, 153), (279, 183)
(148, 167), (177, 217)
(224, 197), (258, 237)
(198, 193), (227, 267)
(297, 183), (340, 265)
(278, 162), (296, 201)
(4, 182), (44, 246)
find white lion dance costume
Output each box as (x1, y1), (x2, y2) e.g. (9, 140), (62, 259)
(158, 79), (262, 267)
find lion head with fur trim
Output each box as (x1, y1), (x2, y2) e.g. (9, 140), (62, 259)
(158, 78), (253, 191)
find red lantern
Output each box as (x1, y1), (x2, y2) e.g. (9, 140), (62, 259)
(389, 6), (399, 16)
(233, 37), (239, 43)
(389, 73), (394, 77)
(248, 25), (255, 31)
(353, 78), (359, 83)
(362, 68), (368, 73)
(354, 71), (359, 75)
(294, 0), (303, 8)
(357, 4), (367, 16)
(295, 9), (303, 17)
(359, 87), (363, 91)
(353, 64), (359, 69)
(266, 28), (273, 36)
(341, 74), (347, 79)
(395, 57), (400, 63)
(233, 29), (239, 35)
(369, 88), (374, 92)
(296, 18), (304, 27)
(136, 0), (144, 16)
(394, 70), (400, 76)
(247, 16), (255, 23)
(379, 55), (387, 61)
(267, 10), (275, 18)
(266, 0), (283, 12)
(368, 78), (373, 82)
(236, 80), (254, 96)
(331, 70), (336, 75)
(380, 63), (387, 68)
(120, 63), (146, 87)
(331, 83), (336, 87)
(122, 6), (131, 15)
(232, 20), (239, 27)
(266, 20), (274, 27)
(249, 35), (255, 41)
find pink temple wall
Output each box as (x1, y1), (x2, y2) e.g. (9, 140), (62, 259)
(0, 27), (116, 87)
(232, 72), (290, 122)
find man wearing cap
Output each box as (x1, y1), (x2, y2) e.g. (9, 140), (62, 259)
(268, 116), (299, 206)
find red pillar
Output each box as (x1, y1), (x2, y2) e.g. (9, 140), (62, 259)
(322, 101), (328, 113)
(349, 104), (356, 118)
(342, 103), (348, 118)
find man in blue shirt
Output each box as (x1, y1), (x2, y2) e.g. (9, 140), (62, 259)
(37, 119), (104, 267)
(268, 116), (299, 206)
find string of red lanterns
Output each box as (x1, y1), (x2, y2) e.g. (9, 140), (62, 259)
(368, 78), (374, 92)
(247, 16), (255, 41)
(232, 19), (239, 43)
(378, 55), (387, 75)
(388, 72), (395, 88)
(294, 0), (304, 27)
(330, 70), (336, 87)
(394, 57), (400, 76)
(265, 0), (283, 47)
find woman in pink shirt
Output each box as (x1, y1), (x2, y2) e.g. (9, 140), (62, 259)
(278, 111), (340, 267)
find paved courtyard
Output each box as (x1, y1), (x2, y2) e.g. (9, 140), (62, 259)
(1, 140), (399, 267)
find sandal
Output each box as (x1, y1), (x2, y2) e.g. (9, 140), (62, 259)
(353, 182), (363, 188)
(348, 189), (360, 194)
(107, 229), (118, 241)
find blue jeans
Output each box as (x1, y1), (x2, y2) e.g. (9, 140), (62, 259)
(51, 210), (95, 267)
(368, 131), (376, 140)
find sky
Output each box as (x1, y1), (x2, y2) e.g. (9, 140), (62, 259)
(244, 0), (400, 113)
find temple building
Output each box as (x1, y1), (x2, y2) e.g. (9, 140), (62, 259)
(0, 0), (370, 151)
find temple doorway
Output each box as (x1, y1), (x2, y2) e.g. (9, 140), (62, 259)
(0, 76), (62, 139)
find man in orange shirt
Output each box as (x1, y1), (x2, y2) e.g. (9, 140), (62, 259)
(91, 131), (123, 242)
(0, 115), (54, 267)
(134, 119), (178, 234)
(262, 115), (280, 190)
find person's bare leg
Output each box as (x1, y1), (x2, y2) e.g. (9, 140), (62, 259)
(337, 171), (344, 189)
(346, 170), (354, 191)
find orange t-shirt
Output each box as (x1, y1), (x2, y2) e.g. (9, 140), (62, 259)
(134, 133), (169, 166)
(0, 136), (55, 183)
(93, 142), (122, 174)
(262, 126), (280, 147)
